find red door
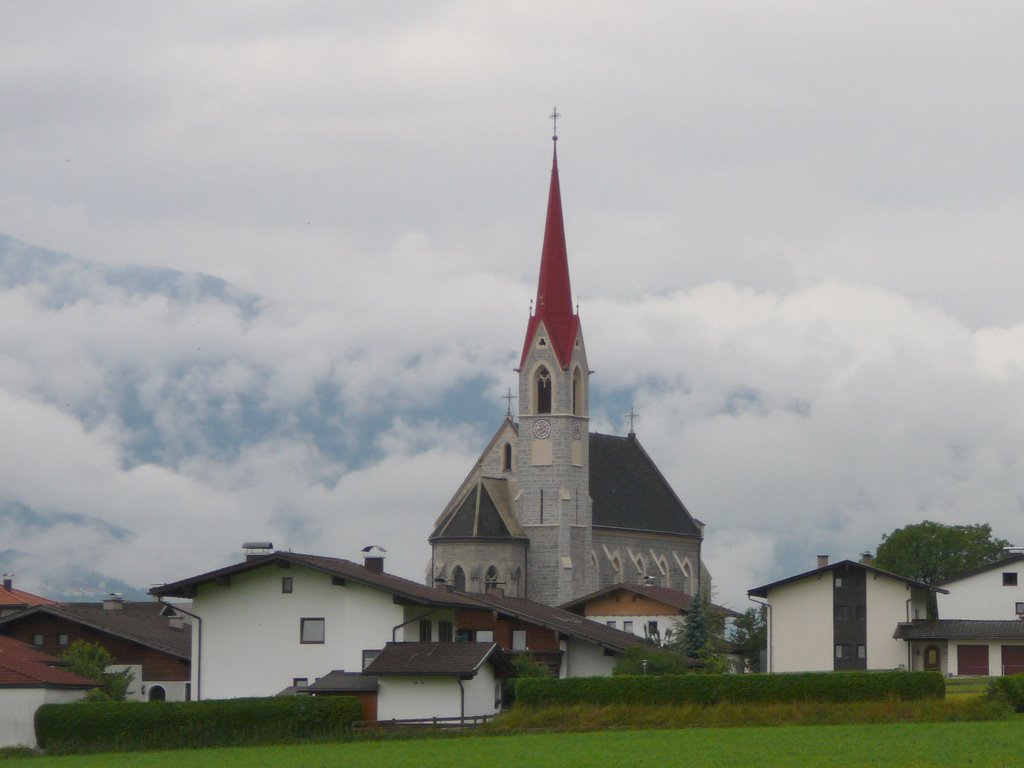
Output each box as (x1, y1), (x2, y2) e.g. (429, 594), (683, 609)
(957, 644), (989, 676)
(1001, 646), (1024, 675)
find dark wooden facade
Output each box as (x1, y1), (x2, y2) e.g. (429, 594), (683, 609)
(1, 612), (190, 682)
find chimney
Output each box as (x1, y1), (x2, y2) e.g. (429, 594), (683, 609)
(2, 574), (12, 592)
(362, 545), (387, 574)
(103, 593), (124, 610)
(817, 554), (829, 569)
(242, 541), (274, 561)
(860, 552), (874, 566)
(485, 585), (505, 598)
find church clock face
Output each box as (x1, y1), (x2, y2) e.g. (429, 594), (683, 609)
(533, 419), (551, 439)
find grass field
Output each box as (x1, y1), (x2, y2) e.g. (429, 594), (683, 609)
(6, 720), (1024, 768)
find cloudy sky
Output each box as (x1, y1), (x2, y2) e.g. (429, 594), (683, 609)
(2, 2), (1023, 608)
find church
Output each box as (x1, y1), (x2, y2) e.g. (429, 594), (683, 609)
(429, 131), (708, 607)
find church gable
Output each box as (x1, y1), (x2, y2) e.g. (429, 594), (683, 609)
(431, 477), (525, 541)
(589, 433), (701, 537)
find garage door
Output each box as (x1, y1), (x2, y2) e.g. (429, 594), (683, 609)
(957, 644), (989, 676)
(1002, 646), (1024, 675)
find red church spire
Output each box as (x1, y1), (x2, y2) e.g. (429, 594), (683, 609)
(519, 127), (581, 369)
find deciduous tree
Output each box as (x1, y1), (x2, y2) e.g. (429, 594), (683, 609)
(874, 520), (1010, 617)
(874, 521), (1010, 584)
(61, 640), (134, 701)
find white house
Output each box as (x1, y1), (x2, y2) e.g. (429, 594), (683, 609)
(894, 554), (1024, 676)
(560, 583), (738, 647)
(0, 636), (95, 748)
(748, 555), (940, 674)
(150, 548), (482, 701)
(363, 642), (512, 721)
(935, 553), (1024, 620)
(457, 590), (645, 677)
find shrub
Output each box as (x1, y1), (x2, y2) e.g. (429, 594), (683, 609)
(503, 654), (553, 707)
(613, 647), (701, 676)
(35, 695), (363, 754)
(61, 640), (133, 701)
(515, 671), (944, 708)
(986, 675), (1024, 711)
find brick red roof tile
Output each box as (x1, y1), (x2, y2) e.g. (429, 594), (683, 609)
(0, 585), (55, 609)
(0, 636), (96, 688)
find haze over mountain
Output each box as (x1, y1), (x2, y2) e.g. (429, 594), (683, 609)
(4, 229), (1024, 609)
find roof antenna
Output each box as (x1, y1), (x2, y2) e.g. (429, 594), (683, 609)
(550, 107), (560, 142)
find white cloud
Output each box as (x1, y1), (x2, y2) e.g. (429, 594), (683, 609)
(2, 2), (1024, 608)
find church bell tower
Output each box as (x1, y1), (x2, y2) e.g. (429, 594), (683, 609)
(515, 124), (595, 606)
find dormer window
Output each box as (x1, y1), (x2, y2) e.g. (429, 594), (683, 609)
(535, 367), (552, 414)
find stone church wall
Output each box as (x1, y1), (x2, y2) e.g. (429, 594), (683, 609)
(592, 530), (703, 595)
(431, 540), (527, 597)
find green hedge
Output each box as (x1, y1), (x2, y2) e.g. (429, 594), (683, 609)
(986, 675), (1024, 712)
(515, 671), (944, 708)
(35, 696), (363, 754)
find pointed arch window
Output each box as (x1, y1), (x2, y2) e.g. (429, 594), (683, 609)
(452, 566), (466, 591)
(535, 366), (552, 414)
(681, 560), (692, 595)
(572, 367), (584, 415)
(485, 565), (499, 587)
(502, 442), (512, 471)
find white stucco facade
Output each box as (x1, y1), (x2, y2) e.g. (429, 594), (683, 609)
(586, 614), (677, 644)
(765, 574), (834, 673)
(110, 664), (190, 702)
(560, 637), (616, 678)
(937, 560), (1024, 620)
(0, 688), (86, 748)
(376, 667), (500, 721)
(865, 574), (921, 670)
(188, 563), (454, 699)
(757, 562), (930, 674)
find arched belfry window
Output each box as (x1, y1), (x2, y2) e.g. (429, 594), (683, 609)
(572, 367), (584, 415)
(452, 566), (466, 591)
(535, 366), (552, 414)
(485, 566), (499, 586)
(502, 443), (512, 471)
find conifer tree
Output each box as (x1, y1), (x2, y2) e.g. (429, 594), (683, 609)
(680, 589), (709, 659)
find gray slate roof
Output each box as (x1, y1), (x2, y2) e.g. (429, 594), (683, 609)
(430, 477), (527, 542)
(0, 601), (191, 660)
(749, 560), (947, 599)
(895, 620), (1024, 640)
(561, 583), (740, 619)
(363, 642), (513, 677)
(431, 427), (702, 541)
(589, 433), (702, 536)
(934, 553), (1024, 587)
(306, 671), (379, 692)
(464, 591), (645, 653)
(151, 552), (482, 609)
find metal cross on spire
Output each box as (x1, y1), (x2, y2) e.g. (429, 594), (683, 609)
(550, 107), (560, 141)
(625, 407), (640, 435)
(502, 387), (517, 418)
